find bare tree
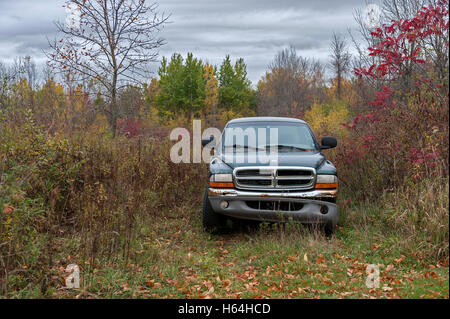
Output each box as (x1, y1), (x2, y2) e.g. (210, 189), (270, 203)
(7, 56), (38, 88)
(329, 33), (351, 100)
(351, 0), (448, 104)
(257, 45), (326, 117)
(395, 0), (449, 83)
(381, 0), (426, 22)
(351, 0), (446, 88)
(47, 0), (169, 136)
(23, 56), (37, 90)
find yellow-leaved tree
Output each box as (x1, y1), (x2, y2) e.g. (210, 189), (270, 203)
(204, 63), (219, 126)
(304, 100), (351, 138)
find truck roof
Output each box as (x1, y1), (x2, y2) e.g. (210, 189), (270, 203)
(226, 117), (307, 125)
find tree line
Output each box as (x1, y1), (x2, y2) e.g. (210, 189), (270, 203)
(0, 0), (448, 139)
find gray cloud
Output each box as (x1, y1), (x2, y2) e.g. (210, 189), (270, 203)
(0, 0), (370, 84)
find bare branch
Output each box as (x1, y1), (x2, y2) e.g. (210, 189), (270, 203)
(45, 0), (169, 136)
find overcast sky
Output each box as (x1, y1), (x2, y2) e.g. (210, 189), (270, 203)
(0, 0), (373, 84)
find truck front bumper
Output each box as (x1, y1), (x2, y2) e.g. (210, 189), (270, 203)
(208, 188), (338, 227)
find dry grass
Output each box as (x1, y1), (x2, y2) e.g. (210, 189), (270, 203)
(0, 122), (448, 298)
(383, 177), (449, 260)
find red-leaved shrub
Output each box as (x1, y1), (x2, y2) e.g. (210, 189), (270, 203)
(335, 0), (449, 199)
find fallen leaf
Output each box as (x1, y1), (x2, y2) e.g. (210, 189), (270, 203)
(153, 282), (162, 288)
(424, 271), (438, 279)
(316, 254), (325, 264)
(206, 286), (214, 296)
(394, 255), (406, 264)
(2, 204), (14, 215)
(386, 264), (394, 272)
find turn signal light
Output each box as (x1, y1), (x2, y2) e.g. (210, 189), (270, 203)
(209, 182), (234, 188)
(315, 183), (338, 189)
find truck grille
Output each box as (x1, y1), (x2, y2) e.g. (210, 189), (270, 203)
(233, 167), (316, 190)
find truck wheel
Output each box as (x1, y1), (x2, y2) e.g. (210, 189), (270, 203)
(202, 188), (226, 234)
(323, 224), (335, 237)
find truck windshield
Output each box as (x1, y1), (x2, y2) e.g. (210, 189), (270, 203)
(222, 121), (318, 152)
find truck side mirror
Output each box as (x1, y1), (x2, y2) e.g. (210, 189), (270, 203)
(321, 136), (337, 149)
(202, 135), (215, 148)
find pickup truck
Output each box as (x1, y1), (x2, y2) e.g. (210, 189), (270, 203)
(202, 117), (338, 235)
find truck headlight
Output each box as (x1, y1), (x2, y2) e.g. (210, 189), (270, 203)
(209, 174), (234, 188)
(211, 174), (233, 182)
(315, 175), (338, 189)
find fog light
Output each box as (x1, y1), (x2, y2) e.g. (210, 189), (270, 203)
(220, 201), (229, 209)
(320, 205), (328, 215)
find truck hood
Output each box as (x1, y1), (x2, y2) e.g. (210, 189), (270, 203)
(219, 152), (326, 170)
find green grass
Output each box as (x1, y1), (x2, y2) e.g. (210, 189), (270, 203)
(3, 202), (448, 299)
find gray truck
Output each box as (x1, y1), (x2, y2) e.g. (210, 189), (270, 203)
(202, 117), (338, 235)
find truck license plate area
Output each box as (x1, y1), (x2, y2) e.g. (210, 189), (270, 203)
(245, 201), (304, 211)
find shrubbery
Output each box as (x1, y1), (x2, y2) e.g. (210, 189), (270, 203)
(304, 99), (351, 138)
(334, 1), (449, 200)
(0, 109), (207, 294)
(0, 0), (448, 298)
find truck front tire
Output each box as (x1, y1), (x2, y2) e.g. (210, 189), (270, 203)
(202, 188), (227, 233)
(324, 223), (336, 237)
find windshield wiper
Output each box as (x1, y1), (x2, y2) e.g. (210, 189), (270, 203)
(263, 144), (312, 152)
(227, 144), (264, 150)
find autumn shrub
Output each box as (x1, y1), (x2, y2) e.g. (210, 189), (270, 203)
(0, 109), (85, 294)
(334, 83), (448, 199)
(66, 133), (207, 266)
(219, 108), (255, 125)
(333, 0), (449, 201)
(328, 1), (449, 263)
(0, 109), (207, 293)
(304, 99), (351, 138)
